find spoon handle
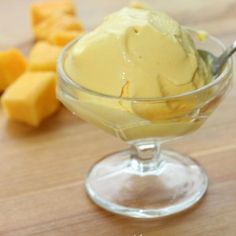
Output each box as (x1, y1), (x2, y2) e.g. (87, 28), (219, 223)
(213, 41), (236, 74)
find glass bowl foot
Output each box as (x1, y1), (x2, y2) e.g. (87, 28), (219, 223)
(85, 149), (208, 219)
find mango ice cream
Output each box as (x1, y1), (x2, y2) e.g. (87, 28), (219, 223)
(65, 7), (209, 98)
(60, 7), (212, 140)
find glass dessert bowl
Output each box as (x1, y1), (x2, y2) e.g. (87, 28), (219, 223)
(57, 30), (233, 218)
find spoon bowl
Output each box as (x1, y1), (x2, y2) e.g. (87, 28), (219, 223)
(198, 41), (236, 77)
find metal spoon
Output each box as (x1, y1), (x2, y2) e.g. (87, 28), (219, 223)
(198, 41), (236, 77)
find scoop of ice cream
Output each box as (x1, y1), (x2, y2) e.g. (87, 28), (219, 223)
(65, 7), (209, 98)
(64, 7), (210, 121)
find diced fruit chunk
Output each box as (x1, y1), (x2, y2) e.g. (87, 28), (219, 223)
(49, 29), (81, 46)
(0, 49), (26, 92)
(28, 41), (61, 71)
(130, 1), (148, 9)
(30, 0), (75, 27)
(33, 13), (83, 40)
(1, 72), (60, 126)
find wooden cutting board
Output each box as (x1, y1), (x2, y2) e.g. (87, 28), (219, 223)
(0, 0), (236, 235)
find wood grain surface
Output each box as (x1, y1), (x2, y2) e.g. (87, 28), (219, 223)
(0, 0), (236, 235)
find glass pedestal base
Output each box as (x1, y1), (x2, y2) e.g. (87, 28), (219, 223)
(85, 149), (208, 219)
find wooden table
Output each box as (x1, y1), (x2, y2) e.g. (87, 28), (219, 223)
(0, 0), (236, 235)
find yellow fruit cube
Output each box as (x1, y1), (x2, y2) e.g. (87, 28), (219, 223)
(130, 1), (148, 9)
(49, 30), (81, 46)
(30, 0), (75, 27)
(34, 13), (83, 41)
(0, 49), (26, 92)
(28, 41), (61, 71)
(1, 72), (60, 126)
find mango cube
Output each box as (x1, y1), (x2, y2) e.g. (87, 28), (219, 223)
(34, 13), (83, 41)
(0, 49), (26, 92)
(1, 72), (60, 126)
(28, 41), (61, 71)
(49, 29), (81, 46)
(130, 1), (148, 9)
(30, 0), (75, 27)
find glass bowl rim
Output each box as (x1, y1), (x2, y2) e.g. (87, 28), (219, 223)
(57, 28), (233, 102)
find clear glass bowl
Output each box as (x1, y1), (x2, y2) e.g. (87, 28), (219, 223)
(57, 30), (233, 218)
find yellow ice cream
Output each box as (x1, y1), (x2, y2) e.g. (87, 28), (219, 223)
(61, 7), (212, 140)
(65, 7), (209, 99)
